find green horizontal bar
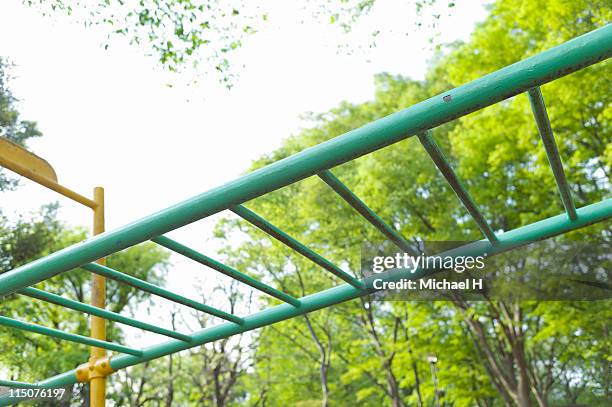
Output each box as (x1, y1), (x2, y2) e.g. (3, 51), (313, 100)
(0, 371), (74, 405)
(0, 315), (142, 356)
(1, 199), (611, 407)
(81, 263), (243, 325)
(231, 205), (363, 289)
(0, 380), (41, 389)
(1, 24), (608, 299)
(152, 236), (301, 307)
(318, 170), (416, 255)
(19, 287), (192, 342)
(527, 86), (578, 221)
(418, 131), (499, 243)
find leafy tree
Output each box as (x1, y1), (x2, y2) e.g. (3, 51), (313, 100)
(208, 0), (611, 405)
(0, 58), (42, 191)
(108, 280), (254, 407)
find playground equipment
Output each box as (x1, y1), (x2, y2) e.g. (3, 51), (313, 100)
(0, 137), (108, 403)
(0, 23), (610, 407)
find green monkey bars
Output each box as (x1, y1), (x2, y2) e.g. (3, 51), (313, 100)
(0, 23), (611, 405)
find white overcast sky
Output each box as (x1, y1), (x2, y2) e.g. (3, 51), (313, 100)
(0, 0), (489, 343)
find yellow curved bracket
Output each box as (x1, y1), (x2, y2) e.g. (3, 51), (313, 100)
(0, 137), (58, 182)
(0, 137), (96, 208)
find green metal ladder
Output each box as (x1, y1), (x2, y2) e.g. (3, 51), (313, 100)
(0, 23), (610, 406)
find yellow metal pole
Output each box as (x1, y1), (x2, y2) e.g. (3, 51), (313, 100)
(0, 155), (97, 208)
(90, 187), (106, 407)
(1, 137), (111, 401)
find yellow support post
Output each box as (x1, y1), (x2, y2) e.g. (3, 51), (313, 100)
(1, 139), (111, 403)
(89, 187), (107, 407)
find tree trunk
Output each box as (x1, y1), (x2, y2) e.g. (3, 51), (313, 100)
(384, 362), (403, 407)
(165, 354), (174, 407)
(320, 363), (330, 407)
(303, 315), (331, 407)
(412, 358), (423, 407)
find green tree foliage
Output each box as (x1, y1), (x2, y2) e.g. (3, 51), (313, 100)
(24, 0), (454, 85)
(204, 0), (611, 405)
(0, 58), (42, 191)
(106, 281), (254, 407)
(0, 59), (40, 147)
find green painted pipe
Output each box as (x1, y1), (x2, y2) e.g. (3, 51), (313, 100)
(81, 263), (244, 325)
(19, 287), (192, 342)
(318, 170), (416, 255)
(527, 87), (578, 220)
(231, 205), (364, 289)
(152, 236), (301, 307)
(0, 315), (142, 356)
(0, 371), (75, 405)
(0, 380), (42, 389)
(2, 199), (608, 406)
(418, 131), (499, 243)
(0, 24), (609, 298)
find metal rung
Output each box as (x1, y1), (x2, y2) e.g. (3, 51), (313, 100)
(81, 263), (244, 325)
(418, 131), (499, 243)
(0, 315), (142, 356)
(231, 205), (364, 289)
(0, 154), (97, 209)
(152, 236), (301, 307)
(527, 86), (578, 221)
(318, 170), (417, 255)
(19, 287), (192, 342)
